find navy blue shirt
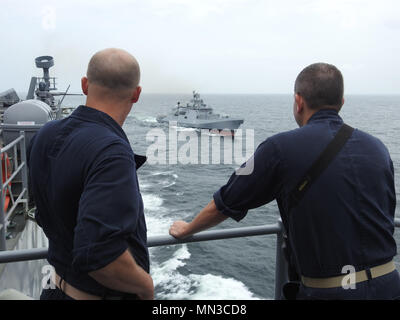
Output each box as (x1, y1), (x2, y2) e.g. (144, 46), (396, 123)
(214, 109), (397, 277)
(28, 105), (149, 296)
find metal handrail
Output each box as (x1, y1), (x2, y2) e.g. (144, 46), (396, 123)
(0, 131), (29, 250)
(4, 188), (27, 223)
(149, 223), (281, 247)
(0, 135), (24, 153)
(0, 224), (283, 263)
(2, 162), (25, 188)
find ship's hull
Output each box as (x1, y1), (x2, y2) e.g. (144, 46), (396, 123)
(157, 116), (244, 131)
(0, 219), (48, 299)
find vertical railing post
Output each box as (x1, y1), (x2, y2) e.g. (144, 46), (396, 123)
(274, 220), (288, 300)
(0, 148), (5, 251)
(19, 131), (29, 210)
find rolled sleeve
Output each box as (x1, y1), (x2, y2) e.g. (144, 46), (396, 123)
(213, 138), (282, 222)
(72, 149), (142, 273)
(213, 188), (248, 222)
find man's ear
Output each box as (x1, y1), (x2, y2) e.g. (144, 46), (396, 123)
(131, 86), (142, 103)
(337, 98), (345, 112)
(295, 93), (304, 114)
(81, 77), (89, 96)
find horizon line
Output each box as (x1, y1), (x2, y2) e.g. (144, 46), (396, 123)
(137, 92), (400, 96)
(14, 91), (400, 96)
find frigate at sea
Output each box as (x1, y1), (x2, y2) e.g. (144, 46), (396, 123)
(157, 91), (244, 134)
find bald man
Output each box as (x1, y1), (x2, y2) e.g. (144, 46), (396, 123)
(28, 48), (154, 300)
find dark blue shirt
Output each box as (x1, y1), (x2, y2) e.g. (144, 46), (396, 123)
(214, 109), (397, 277)
(28, 105), (149, 296)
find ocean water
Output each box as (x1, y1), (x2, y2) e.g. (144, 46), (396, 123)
(61, 93), (400, 300)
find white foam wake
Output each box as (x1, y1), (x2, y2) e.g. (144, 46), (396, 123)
(142, 193), (164, 214)
(150, 244), (260, 300)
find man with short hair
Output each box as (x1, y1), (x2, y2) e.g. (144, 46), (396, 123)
(28, 48), (154, 300)
(170, 63), (400, 299)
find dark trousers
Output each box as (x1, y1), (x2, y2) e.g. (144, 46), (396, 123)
(296, 270), (400, 300)
(40, 286), (139, 300)
(40, 287), (75, 300)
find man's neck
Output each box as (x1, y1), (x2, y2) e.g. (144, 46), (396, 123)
(298, 108), (317, 127)
(85, 97), (130, 127)
(302, 106), (339, 126)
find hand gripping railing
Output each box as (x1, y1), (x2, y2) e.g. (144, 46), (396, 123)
(0, 132), (29, 250)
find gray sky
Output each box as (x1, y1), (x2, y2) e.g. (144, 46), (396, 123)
(1, 0), (399, 94)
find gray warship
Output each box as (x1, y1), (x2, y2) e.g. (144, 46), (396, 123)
(157, 91), (244, 134)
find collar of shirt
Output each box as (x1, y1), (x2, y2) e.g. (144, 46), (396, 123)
(307, 108), (343, 125)
(70, 105), (147, 169)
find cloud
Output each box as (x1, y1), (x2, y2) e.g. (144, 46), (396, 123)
(0, 0), (399, 94)
(145, 0), (248, 19)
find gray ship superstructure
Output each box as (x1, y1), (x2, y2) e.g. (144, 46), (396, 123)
(0, 55), (78, 122)
(157, 91), (244, 134)
(0, 56), (80, 298)
(0, 55), (79, 244)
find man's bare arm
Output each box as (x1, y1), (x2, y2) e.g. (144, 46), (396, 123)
(169, 200), (228, 239)
(89, 249), (154, 300)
